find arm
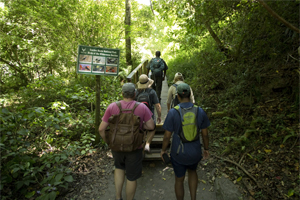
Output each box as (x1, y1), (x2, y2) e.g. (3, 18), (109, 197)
(160, 130), (172, 161)
(143, 118), (155, 130)
(201, 128), (209, 160)
(167, 103), (171, 113)
(166, 86), (174, 112)
(154, 103), (162, 124)
(98, 121), (109, 143)
(190, 87), (195, 104)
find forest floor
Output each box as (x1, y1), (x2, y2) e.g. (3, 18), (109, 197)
(58, 138), (299, 200)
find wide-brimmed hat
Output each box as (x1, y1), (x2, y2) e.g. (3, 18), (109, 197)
(173, 72), (184, 83)
(137, 74), (154, 89)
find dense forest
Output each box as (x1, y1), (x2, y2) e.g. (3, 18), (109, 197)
(0, 0), (299, 199)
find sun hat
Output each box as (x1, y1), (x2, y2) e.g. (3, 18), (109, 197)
(177, 83), (190, 95)
(173, 72), (184, 83)
(122, 83), (136, 93)
(137, 74), (154, 89)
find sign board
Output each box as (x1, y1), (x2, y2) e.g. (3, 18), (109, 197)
(77, 45), (120, 76)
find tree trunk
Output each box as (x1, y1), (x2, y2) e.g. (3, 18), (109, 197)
(95, 75), (101, 144)
(125, 0), (132, 66)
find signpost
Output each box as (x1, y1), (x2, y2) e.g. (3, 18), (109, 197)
(77, 45), (120, 76)
(77, 45), (120, 143)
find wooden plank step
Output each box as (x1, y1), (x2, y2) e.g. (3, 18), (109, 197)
(144, 149), (161, 160)
(150, 135), (164, 143)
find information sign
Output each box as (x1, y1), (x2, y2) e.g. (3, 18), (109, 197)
(77, 45), (120, 76)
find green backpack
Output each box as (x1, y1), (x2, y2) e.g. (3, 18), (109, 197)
(174, 105), (199, 142)
(150, 57), (164, 77)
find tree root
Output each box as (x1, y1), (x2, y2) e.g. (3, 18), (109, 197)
(212, 154), (262, 188)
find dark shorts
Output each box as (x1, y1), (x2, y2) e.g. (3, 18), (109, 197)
(171, 157), (199, 178)
(112, 148), (143, 181)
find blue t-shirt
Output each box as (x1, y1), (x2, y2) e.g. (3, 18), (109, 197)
(163, 102), (210, 165)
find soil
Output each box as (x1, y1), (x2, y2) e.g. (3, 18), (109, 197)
(58, 148), (245, 200)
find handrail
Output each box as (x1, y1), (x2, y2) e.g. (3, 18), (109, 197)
(126, 59), (149, 83)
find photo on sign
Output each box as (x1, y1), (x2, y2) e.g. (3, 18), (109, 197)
(92, 65), (105, 73)
(79, 55), (92, 63)
(106, 57), (118, 65)
(79, 64), (91, 72)
(106, 66), (117, 74)
(93, 56), (105, 65)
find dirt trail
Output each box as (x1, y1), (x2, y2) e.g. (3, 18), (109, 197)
(59, 149), (245, 200)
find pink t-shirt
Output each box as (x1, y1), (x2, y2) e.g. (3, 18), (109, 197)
(102, 100), (153, 129)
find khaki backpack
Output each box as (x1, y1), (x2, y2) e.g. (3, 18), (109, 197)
(105, 101), (145, 152)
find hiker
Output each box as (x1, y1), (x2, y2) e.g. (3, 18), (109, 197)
(98, 83), (155, 200)
(161, 83), (210, 200)
(146, 51), (168, 102)
(136, 74), (162, 152)
(166, 72), (195, 112)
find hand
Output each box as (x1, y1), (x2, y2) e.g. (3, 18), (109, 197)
(160, 150), (167, 162)
(157, 117), (162, 124)
(144, 143), (150, 152)
(203, 150), (210, 160)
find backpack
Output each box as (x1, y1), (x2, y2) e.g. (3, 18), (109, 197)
(136, 88), (152, 110)
(150, 58), (164, 77)
(171, 84), (180, 108)
(174, 105), (199, 143)
(105, 101), (144, 152)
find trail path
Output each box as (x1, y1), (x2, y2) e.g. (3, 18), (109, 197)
(60, 149), (245, 200)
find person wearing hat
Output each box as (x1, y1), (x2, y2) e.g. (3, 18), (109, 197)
(98, 83), (155, 200)
(136, 74), (162, 152)
(166, 72), (195, 112)
(161, 83), (210, 200)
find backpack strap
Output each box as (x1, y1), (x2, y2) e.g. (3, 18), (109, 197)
(115, 101), (122, 112)
(132, 102), (140, 113)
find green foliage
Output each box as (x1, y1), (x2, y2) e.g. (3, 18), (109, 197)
(0, 71), (123, 199)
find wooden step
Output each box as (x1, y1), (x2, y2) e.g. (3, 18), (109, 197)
(144, 149), (162, 160)
(149, 135), (164, 144)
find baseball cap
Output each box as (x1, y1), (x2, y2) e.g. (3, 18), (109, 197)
(177, 83), (190, 95)
(122, 83), (135, 93)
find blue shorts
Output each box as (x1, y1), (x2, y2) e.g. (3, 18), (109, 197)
(171, 157), (199, 178)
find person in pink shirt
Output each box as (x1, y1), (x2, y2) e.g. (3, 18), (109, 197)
(99, 83), (155, 200)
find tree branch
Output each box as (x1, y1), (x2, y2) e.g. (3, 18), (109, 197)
(150, 0), (154, 15)
(212, 154), (262, 188)
(257, 0), (300, 33)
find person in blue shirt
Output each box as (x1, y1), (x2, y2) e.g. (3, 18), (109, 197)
(161, 83), (210, 200)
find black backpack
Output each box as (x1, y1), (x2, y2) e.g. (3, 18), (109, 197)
(136, 88), (152, 109)
(171, 84), (180, 108)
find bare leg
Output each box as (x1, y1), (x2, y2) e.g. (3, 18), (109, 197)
(144, 129), (156, 152)
(126, 179), (137, 200)
(114, 168), (125, 199)
(175, 175), (185, 200)
(188, 169), (198, 200)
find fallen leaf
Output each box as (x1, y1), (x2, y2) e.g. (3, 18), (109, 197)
(280, 144), (284, 148)
(264, 149), (272, 153)
(201, 180), (206, 184)
(236, 176), (242, 182)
